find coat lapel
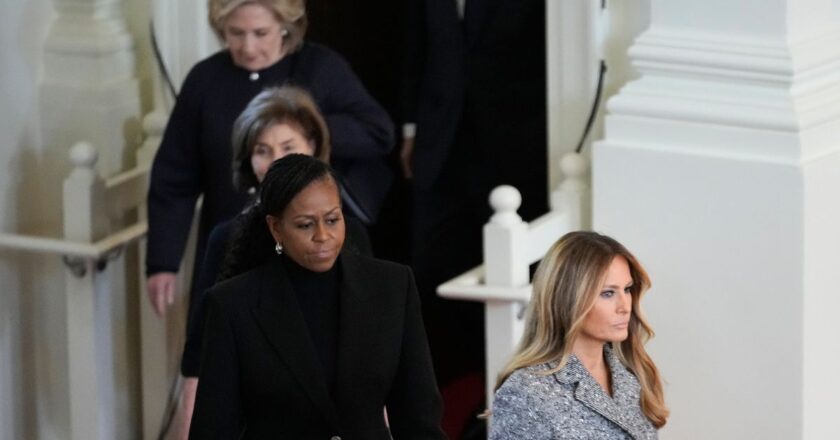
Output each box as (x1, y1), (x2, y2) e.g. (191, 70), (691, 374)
(249, 260), (340, 427)
(554, 347), (641, 439)
(333, 254), (379, 411)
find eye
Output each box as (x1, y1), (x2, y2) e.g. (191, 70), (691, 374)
(296, 222), (313, 230)
(253, 145), (270, 155)
(325, 216), (342, 225)
(600, 290), (615, 299)
(624, 286), (633, 294)
(255, 29), (269, 38)
(282, 143), (296, 152)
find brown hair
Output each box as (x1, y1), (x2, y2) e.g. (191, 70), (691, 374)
(208, 0), (307, 53)
(231, 86), (330, 190)
(496, 231), (669, 428)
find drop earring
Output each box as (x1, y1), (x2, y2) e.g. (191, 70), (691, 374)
(275, 242), (283, 255)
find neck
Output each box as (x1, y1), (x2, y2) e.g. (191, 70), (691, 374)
(571, 338), (606, 373)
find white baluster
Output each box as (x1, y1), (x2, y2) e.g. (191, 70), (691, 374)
(552, 151), (590, 229)
(482, 186), (529, 407)
(138, 111), (167, 169)
(62, 142), (107, 440)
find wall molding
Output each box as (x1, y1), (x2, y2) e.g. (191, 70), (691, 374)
(604, 25), (840, 162)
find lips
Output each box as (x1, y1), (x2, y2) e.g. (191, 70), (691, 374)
(311, 249), (337, 260)
(613, 322), (629, 329)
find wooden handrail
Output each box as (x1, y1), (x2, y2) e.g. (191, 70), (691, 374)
(0, 221), (147, 259)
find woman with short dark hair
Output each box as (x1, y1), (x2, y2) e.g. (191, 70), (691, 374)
(189, 155), (445, 439)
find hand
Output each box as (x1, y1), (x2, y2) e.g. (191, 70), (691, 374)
(400, 137), (415, 179)
(146, 272), (177, 317)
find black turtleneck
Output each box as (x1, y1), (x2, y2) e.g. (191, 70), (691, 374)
(282, 255), (341, 397)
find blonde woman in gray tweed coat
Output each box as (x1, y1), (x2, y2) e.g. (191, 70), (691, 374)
(490, 232), (669, 439)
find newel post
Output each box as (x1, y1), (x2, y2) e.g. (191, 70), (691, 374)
(552, 151), (590, 229)
(62, 142), (108, 439)
(482, 186), (529, 405)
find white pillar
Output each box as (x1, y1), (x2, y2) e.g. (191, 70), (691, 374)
(593, 0), (840, 438)
(40, 0), (142, 177)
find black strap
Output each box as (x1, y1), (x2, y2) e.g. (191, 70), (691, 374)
(575, 59), (607, 154)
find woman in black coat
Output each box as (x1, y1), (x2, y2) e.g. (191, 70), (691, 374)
(189, 155), (444, 439)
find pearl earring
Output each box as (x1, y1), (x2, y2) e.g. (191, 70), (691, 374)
(275, 242), (283, 255)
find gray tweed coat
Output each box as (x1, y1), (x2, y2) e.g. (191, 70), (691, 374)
(490, 345), (658, 439)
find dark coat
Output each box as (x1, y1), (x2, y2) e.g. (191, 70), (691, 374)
(180, 211), (374, 376)
(402, 0), (547, 218)
(189, 253), (446, 439)
(147, 42), (393, 278)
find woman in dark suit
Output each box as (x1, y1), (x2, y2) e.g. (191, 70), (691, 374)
(490, 232), (669, 439)
(189, 154), (445, 439)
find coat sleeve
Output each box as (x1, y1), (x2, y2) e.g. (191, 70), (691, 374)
(189, 289), (243, 439)
(145, 66), (206, 275)
(311, 49), (395, 159)
(181, 220), (233, 377)
(489, 378), (552, 440)
(384, 267), (447, 440)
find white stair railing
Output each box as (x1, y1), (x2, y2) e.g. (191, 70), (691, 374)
(437, 152), (590, 406)
(0, 111), (165, 439)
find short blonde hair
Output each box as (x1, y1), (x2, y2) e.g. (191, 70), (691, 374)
(208, 0), (307, 53)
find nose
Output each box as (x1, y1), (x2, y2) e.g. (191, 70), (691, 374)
(313, 222), (330, 242)
(618, 292), (632, 314)
(242, 34), (257, 54)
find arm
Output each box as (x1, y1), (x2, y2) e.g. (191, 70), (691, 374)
(313, 50), (395, 160)
(489, 379), (551, 440)
(181, 221), (233, 376)
(189, 290), (242, 439)
(145, 67), (206, 316)
(146, 67), (206, 277)
(385, 268), (446, 440)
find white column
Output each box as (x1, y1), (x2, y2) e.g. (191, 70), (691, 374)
(593, 0), (840, 438)
(40, 0), (141, 176)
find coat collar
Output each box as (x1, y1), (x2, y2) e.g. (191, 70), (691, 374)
(249, 253), (381, 427)
(551, 345), (648, 439)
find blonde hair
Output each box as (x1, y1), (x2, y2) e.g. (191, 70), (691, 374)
(496, 231), (669, 428)
(208, 0), (307, 53)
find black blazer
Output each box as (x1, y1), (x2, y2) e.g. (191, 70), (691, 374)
(180, 211), (374, 376)
(189, 253), (446, 439)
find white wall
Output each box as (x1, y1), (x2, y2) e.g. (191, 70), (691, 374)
(0, 2), (59, 439)
(593, 0), (840, 437)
